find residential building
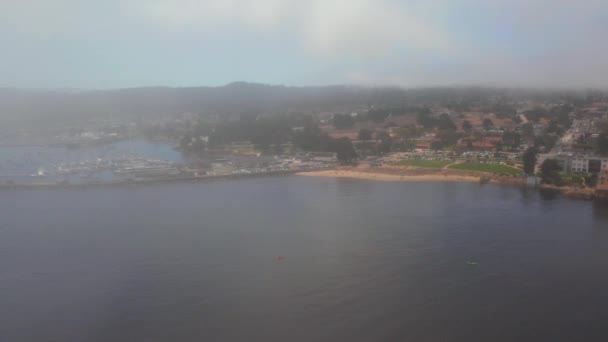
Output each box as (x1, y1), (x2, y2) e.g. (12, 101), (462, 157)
(554, 153), (608, 174)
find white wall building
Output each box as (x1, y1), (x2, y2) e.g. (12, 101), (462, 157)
(558, 153), (608, 174)
(571, 156), (589, 173)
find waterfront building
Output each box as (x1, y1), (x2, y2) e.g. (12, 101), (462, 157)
(553, 153), (608, 174)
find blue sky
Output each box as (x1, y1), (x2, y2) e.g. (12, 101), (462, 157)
(1, 0), (607, 89)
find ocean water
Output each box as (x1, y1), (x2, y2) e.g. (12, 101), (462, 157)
(1, 177), (607, 341)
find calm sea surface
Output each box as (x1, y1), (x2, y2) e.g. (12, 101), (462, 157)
(1, 177), (608, 341)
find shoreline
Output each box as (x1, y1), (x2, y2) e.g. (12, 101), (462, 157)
(297, 166), (602, 201)
(0, 169), (307, 191)
(296, 166), (518, 185)
(0, 166), (603, 202)
(296, 169), (480, 183)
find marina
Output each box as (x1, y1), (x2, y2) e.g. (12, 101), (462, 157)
(0, 139), (336, 188)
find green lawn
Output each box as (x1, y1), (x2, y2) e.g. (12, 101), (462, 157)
(448, 162), (521, 175)
(395, 160), (451, 168)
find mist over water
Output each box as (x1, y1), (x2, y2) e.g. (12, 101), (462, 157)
(1, 177), (607, 341)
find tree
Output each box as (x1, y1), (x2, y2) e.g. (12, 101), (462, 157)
(546, 119), (566, 136)
(417, 111), (436, 129)
(358, 128), (373, 141)
(179, 135), (192, 150)
(522, 147), (538, 175)
(521, 123), (535, 142)
(540, 159), (562, 185)
(272, 144), (284, 155)
(482, 118), (494, 131)
(502, 130), (521, 148)
(332, 114), (354, 129)
(462, 120), (472, 134)
(375, 131), (393, 154)
(391, 139), (415, 152)
(554, 107), (572, 127)
(598, 133), (608, 155)
(191, 137), (207, 155)
(179, 135), (206, 156)
(333, 137), (358, 164)
(395, 125), (420, 140)
(431, 141), (445, 151)
(525, 107), (548, 123)
(192, 123), (212, 137)
(368, 109), (390, 123)
(585, 174), (599, 188)
(492, 103), (516, 118)
(513, 115), (522, 124)
(534, 133), (558, 151)
(392, 125), (418, 152)
(293, 122), (332, 152)
(437, 114), (456, 130)
(436, 129), (459, 147)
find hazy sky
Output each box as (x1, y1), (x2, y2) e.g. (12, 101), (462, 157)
(1, 0), (607, 89)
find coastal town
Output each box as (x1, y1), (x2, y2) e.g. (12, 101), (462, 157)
(2, 87), (608, 199)
(7, 2), (608, 341)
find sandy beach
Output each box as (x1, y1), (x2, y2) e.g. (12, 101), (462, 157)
(296, 168), (481, 183)
(297, 167), (604, 201)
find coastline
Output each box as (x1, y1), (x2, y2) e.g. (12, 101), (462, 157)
(0, 169), (305, 191)
(297, 166), (602, 201)
(296, 169), (480, 183)
(296, 166), (517, 185)
(539, 183), (596, 200)
(0, 165), (602, 202)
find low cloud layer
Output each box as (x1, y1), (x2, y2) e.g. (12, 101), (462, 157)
(1, 0), (608, 88)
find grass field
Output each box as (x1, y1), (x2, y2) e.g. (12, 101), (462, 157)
(395, 160), (452, 168)
(448, 162), (521, 175)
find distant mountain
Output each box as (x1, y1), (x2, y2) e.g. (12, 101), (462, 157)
(0, 83), (404, 127)
(0, 83), (597, 128)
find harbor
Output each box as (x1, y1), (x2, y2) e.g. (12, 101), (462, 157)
(0, 139), (337, 189)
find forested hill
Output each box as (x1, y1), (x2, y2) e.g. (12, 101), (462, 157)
(0, 83), (397, 126)
(0, 82), (599, 127)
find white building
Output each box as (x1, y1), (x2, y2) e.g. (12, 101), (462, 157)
(571, 155), (589, 173)
(556, 153), (608, 174)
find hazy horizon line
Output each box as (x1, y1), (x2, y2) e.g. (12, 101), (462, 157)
(2, 81), (608, 93)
